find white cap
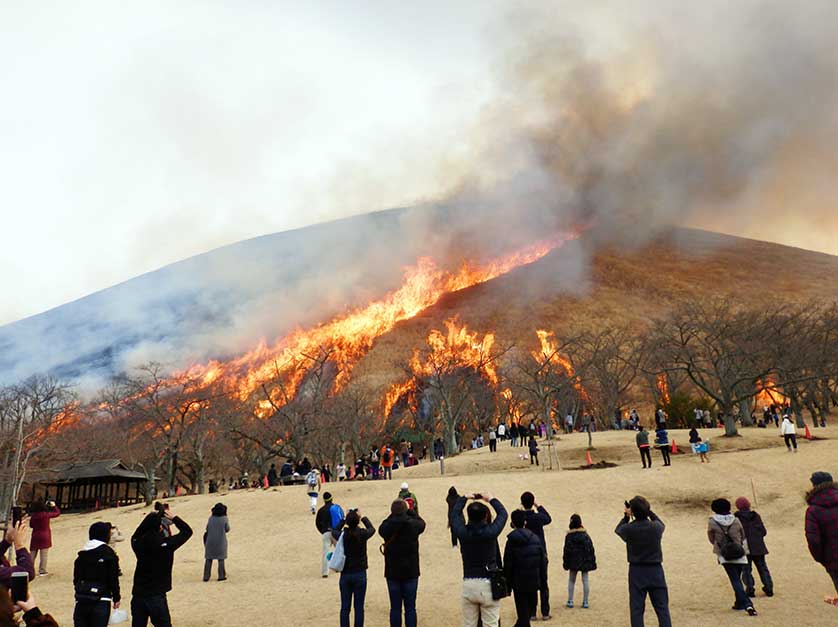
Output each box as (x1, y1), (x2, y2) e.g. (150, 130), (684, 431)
(400, 482), (409, 490)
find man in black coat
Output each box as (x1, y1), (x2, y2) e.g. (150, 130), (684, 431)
(450, 492), (508, 627)
(615, 496), (671, 627)
(131, 508), (192, 627)
(73, 522), (120, 627)
(379, 499), (426, 627)
(520, 491), (551, 620)
(503, 510), (546, 627)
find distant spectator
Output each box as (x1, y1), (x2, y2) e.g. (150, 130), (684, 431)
(446, 487), (460, 548)
(563, 514), (596, 609)
(780, 415), (798, 452)
(398, 483), (419, 514)
(654, 428), (671, 467)
(203, 503), (230, 582)
(528, 436), (540, 466)
(636, 427), (652, 469)
(805, 471), (838, 602)
(734, 497), (773, 597)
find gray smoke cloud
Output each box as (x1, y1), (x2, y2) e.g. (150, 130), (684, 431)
(2, 0), (837, 392)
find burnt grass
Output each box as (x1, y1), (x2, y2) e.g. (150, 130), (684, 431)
(569, 460), (619, 471)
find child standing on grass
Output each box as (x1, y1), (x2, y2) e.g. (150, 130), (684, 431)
(562, 514), (596, 609)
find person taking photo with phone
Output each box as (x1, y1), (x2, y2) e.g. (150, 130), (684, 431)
(28, 499), (60, 577)
(131, 506), (193, 627)
(0, 519), (35, 588)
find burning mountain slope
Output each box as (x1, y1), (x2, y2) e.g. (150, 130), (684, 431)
(356, 228), (838, 392)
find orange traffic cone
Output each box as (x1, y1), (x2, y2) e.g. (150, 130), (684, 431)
(263, 475), (269, 489)
(585, 450), (593, 466)
(804, 424), (813, 440)
(670, 439), (679, 454)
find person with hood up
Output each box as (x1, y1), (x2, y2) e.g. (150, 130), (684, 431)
(0, 518), (35, 589)
(203, 503), (230, 582)
(527, 436), (539, 466)
(804, 471), (838, 603)
(28, 499), (60, 576)
(615, 496), (671, 627)
(73, 522), (120, 627)
(734, 497), (773, 598)
(562, 514), (597, 609)
(316, 492), (345, 578)
(450, 492), (508, 627)
(398, 483), (419, 514)
(780, 415), (798, 452)
(333, 509), (376, 627)
(707, 498), (757, 616)
(519, 492), (551, 621)
(503, 510), (546, 627)
(379, 499), (426, 627)
(654, 428), (671, 467)
(130, 507), (193, 627)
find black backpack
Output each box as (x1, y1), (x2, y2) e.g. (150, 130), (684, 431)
(717, 522), (746, 561)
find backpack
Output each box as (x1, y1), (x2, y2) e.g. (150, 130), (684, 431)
(717, 522), (746, 561)
(306, 472), (318, 488)
(382, 449), (392, 464)
(404, 497), (415, 510)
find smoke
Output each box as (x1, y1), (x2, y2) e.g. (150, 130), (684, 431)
(3, 0), (837, 391)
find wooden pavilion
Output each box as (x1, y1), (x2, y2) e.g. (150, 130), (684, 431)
(40, 460), (148, 511)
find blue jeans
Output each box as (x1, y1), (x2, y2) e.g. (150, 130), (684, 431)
(386, 578), (418, 627)
(723, 563), (752, 610)
(340, 570), (367, 627)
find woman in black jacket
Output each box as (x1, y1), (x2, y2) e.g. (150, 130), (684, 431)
(74, 522), (121, 627)
(446, 487), (460, 547)
(334, 510), (375, 627)
(562, 514), (597, 609)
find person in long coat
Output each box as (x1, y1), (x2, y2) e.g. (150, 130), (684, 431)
(29, 499), (60, 576)
(203, 503), (230, 582)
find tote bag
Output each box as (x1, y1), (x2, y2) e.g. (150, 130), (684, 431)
(329, 532), (346, 572)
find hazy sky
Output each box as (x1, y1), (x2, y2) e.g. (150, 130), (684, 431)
(2, 1), (836, 326)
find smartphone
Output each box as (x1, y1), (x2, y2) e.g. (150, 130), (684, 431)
(10, 571), (28, 603)
(473, 493), (483, 500)
(11, 507), (22, 526)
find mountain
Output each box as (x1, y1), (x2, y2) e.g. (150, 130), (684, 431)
(2, 203), (836, 391)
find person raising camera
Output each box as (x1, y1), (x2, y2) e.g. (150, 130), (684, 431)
(449, 491), (508, 627)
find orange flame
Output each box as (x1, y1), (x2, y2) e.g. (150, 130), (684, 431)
(656, 374), (671, 405)
(174, 234), (577, 407)
(533, 330), (589, 400)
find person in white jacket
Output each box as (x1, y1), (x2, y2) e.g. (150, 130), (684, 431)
(780, 415), (798, 452)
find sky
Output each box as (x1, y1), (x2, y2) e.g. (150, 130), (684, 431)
(2, 1), (837, 326)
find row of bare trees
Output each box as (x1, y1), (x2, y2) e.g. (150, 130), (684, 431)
(2, 298), (836, 506)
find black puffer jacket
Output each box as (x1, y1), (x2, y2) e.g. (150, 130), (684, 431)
(734, 509), (768, 556)
(562, 529), (597, 572)
(450, 497), (509, 579)
(379, 510), (426, 580)
(503, 528), (545, 590)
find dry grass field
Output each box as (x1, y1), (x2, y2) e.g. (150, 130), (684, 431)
(31, 426), (838, 626)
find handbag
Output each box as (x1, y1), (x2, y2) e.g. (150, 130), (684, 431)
(486, 565), (509, 600)
(329, 532), (346, 572)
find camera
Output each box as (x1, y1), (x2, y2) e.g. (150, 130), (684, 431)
(472, 493), (483, 500)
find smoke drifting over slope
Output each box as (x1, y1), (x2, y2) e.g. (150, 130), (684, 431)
(2, 1), (837, 388)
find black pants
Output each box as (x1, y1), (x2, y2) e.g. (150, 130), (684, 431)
(531, 574), (550, 619)
(530, 452), (539, 465)
(829, 568), (838, 594)
(639, 447), (652, 468)
(489, 439), (497, 452)
(742, 555), (773, 594)
(784, 434), (797, 450)
(131, 594), (171, 627)
(628, 564), (671, 627)
(659, 446), (671, 465)
(203, 558), (226, 581)
(73, 600), (110, 627)
(513, 586), (537, 627)
(723, 563), (752, 610)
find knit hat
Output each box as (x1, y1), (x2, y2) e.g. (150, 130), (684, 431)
(734, 497), (750, 510)
(400, 482), (409, 490)
(811, 471), (833, 486)
(89, 522), (112, 543)
(323, 492), (333, 503)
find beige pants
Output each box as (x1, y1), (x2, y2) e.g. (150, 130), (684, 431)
(31, 548), (49, 574)
(461, 578), (500, 627)
(321, 531), (335, 577)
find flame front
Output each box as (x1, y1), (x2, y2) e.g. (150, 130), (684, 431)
(534, 329), (588, 400)
(178, 233), (576, 407)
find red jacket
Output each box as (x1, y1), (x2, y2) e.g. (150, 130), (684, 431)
(29, 507), (61, 550)
(805, 483), (838, 570)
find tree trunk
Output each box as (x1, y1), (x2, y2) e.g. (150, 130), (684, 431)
(722, 403), (739, 436)
(739, 397), (754, 427)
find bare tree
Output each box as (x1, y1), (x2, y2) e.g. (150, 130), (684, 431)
(0, 376), (76, 520)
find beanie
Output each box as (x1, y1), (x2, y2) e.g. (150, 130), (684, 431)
(323, 492), (333, 503)
(89, 521), (112, 543)
(734, 497), (750, 510)
(811, 471), (833, 486)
